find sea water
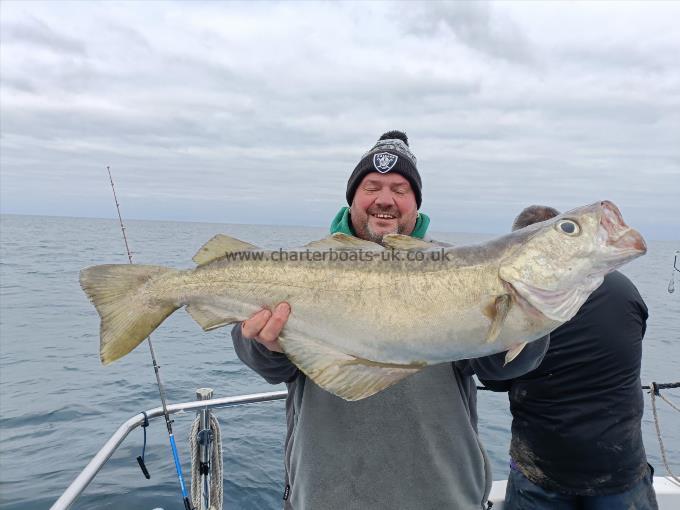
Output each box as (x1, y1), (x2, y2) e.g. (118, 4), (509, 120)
(0, 214), (677, 509)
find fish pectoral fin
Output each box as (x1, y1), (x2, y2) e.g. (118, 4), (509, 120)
(304, 233), (384, 251)
(381, 234), (432, 250)
(504, 341), (527, 366)
(192, 234), (259, 266)
(484, 294), (512, 343)
(186, 303), (239, 331)
(280, 334), (424, 401)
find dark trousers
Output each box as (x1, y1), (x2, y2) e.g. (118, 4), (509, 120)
(503, 465), (658, 510)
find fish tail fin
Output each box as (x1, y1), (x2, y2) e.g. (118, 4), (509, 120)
(79, 264), (180, 365)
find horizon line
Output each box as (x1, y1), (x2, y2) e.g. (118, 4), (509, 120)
(1, 211), (677, 243)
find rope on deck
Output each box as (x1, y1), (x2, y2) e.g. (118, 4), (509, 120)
(189, 413), (223, 510)
(649, 382), (680, 487)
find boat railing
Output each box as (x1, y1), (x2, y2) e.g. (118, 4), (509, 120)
(50, 386), (680, 510)
(50, 390), (288, 510)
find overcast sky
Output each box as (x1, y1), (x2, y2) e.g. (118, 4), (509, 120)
(1, 1), (679, 239)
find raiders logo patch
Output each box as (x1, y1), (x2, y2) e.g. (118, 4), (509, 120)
(373, 152), (398, 173)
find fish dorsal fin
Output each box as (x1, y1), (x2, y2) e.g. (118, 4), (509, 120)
(279, 333), (424, 401)
(483, 294), (512, 343)
(192, 234), (258, 265)
(304, 233), (383, 251)
(382, 234), (432, 251)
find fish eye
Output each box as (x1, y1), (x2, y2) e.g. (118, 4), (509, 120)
(556, 219), (580, 236)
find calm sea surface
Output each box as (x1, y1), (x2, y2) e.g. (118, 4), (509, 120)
(1, 214), (678, 510)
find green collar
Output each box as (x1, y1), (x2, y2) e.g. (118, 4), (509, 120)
(329, 206), (430, 239)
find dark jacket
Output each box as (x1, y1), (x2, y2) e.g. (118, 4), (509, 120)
(481, 271), (649, 496)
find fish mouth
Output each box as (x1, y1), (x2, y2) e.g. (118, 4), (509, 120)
(599, 200), (647, 256)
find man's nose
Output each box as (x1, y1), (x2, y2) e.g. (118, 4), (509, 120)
(374, 188), (395, 206)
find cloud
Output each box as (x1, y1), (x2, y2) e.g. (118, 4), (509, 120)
(2, 16), (86, 55)
(404, 2), (535, 65)
(1, 1), (679, 240)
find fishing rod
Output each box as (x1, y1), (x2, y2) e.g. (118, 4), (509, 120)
(106, 166), (194, 510)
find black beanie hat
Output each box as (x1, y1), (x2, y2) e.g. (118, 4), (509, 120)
(346, 130), (423, 208)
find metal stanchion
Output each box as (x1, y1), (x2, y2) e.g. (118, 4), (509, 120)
(196, 388), (214, 510)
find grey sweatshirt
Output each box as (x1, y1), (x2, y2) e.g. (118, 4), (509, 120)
(232, 326), (549, 510)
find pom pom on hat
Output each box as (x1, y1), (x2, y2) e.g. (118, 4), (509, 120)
(379, 130), (409, 145)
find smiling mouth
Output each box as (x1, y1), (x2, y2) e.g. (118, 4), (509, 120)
(371, 213), (397, 220)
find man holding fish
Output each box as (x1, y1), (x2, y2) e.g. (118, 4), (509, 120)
(231, 131), (635, 509)
(81, 131), (647, 509)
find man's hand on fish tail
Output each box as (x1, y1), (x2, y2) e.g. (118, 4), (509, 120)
(241, 302), (291, 353)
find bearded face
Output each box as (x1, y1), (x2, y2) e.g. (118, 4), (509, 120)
(350, 173), (418, 244)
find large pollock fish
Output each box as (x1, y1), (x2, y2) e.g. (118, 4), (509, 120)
(80, 200), (646, 401)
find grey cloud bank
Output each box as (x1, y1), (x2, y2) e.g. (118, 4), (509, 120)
(1, 1), (679, 240)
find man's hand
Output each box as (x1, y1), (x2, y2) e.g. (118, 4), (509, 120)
(241, 302), (290, 353)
